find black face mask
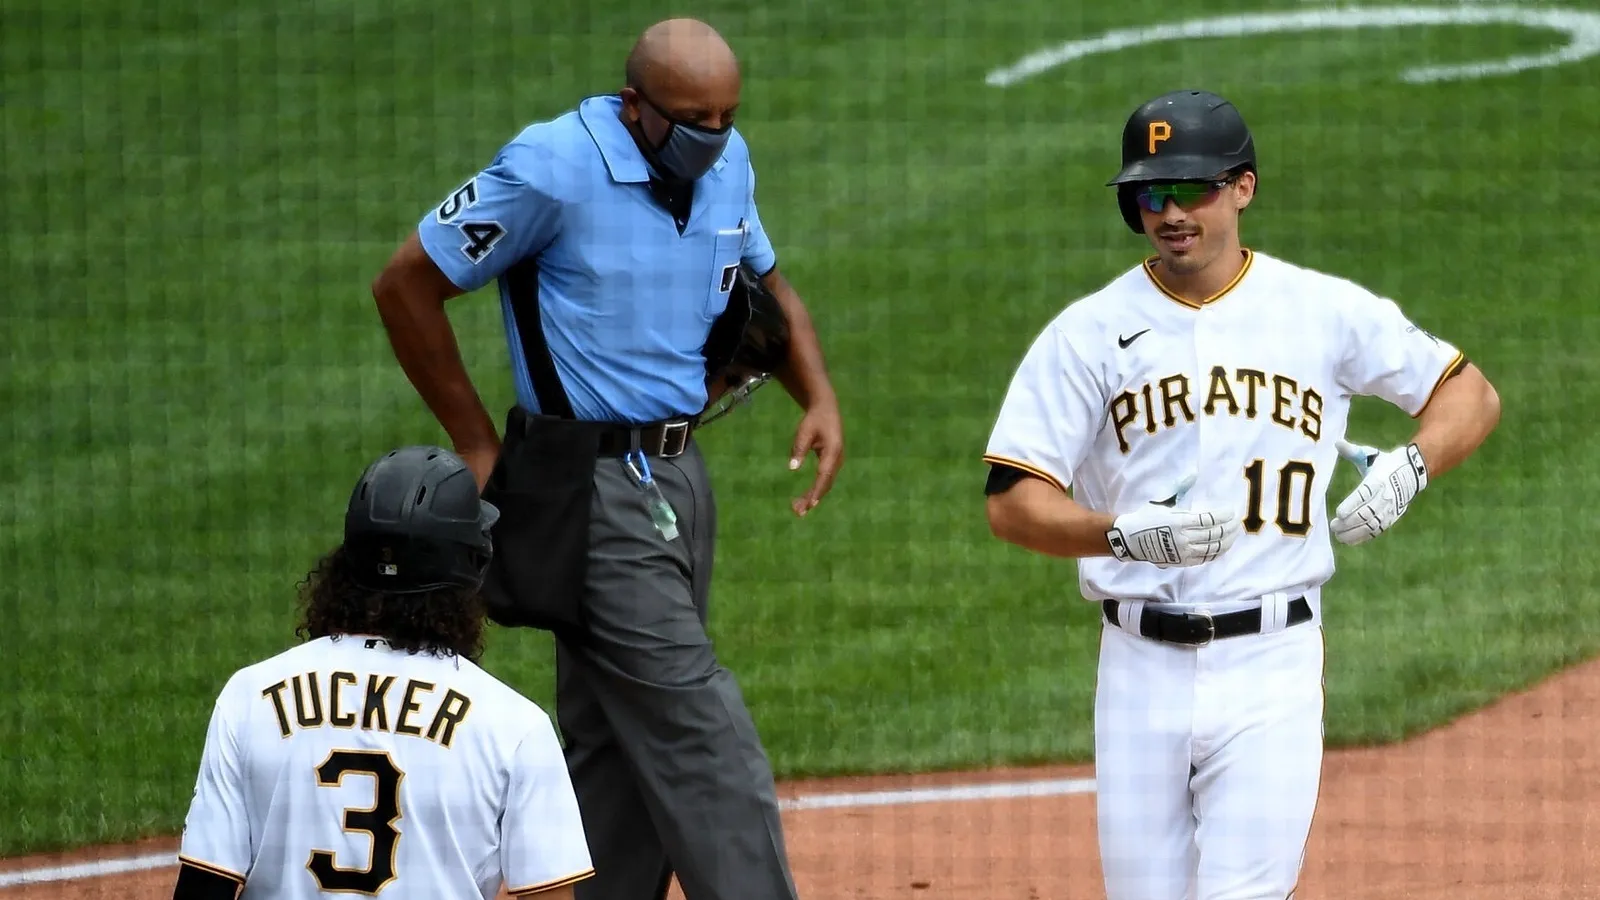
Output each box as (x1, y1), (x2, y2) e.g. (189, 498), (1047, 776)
(634, 93), (733, 183)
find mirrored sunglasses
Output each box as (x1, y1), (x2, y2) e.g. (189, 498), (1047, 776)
(1135, 179), (1234, 213)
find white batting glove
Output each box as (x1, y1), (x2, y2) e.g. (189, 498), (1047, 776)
(1330, 439), (1428, 545)
(1105, 475), (1241, 568)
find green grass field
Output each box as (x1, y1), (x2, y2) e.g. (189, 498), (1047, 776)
(4, 0), (1598, 856)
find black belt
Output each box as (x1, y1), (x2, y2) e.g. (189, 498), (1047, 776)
(509, 409), (697, 458)
(593, 418), (695, 458)
(1102, 597), (1312, 647)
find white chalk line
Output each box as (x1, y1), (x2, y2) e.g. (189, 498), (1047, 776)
(0, 855), (180, 889)
(985, 5), (1600, 87)
(0, 777), (1097, 888)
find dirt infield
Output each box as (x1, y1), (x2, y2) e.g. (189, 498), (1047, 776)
(6, 656), (1600, 899)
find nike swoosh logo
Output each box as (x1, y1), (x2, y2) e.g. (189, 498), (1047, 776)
(1118, 328), (1150, 349)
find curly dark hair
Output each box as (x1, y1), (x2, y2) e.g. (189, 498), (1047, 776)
(294, 544), (486, 663)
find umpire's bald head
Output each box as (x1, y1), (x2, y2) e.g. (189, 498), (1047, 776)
(625, 18), (739, 96)
(619, 18), (742, 172)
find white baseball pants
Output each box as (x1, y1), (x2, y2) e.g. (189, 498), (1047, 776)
(1093, 602), (1325, 900)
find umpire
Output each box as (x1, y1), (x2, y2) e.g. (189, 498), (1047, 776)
(368, 16), (843, 900)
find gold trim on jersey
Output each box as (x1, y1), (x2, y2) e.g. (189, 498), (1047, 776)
(177, 855), (247, 884)
(508, 867), (597, 895)
(1411, 350), (1468, 419)
(1143, 248), (1255, 310)
(981, 454), (1067, 493)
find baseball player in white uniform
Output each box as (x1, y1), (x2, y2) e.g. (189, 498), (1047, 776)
(982, 90), (1501, 900)
(171, 446), (594, 900)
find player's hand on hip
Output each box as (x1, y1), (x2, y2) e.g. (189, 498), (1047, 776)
(1329, 440), (1428, 545)
(1105, 477), (1242, 568)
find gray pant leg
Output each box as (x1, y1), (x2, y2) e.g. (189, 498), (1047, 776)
(558, 635), (673, 900)
(565, 442), (798, 900)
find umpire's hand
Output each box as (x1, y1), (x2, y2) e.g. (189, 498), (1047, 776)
(789, 398), (843, 517)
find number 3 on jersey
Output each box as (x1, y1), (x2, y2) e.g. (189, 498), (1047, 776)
(1242, 459), (1315, 536)
(308, 750), (404, 894)
(435, 178), (505, 265)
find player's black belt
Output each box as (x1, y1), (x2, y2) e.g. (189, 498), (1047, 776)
(593, 418), (696, 458)
(1102, 597), (1312, 647)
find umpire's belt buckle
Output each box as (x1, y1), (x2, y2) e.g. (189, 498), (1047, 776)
(1183, 612), (1216, 647)
(660, 420), (691, 458)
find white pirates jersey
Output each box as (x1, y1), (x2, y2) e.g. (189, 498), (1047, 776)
(177, 635), (593, 899)
(984, 249), (1465, 611)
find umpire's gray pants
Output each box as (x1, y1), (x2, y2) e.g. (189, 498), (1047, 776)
(556, 440), (800, 900)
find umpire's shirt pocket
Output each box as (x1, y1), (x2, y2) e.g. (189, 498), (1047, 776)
(706, 225), (746, 318)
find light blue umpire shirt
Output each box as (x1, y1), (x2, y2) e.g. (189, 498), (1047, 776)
(415, 93), (779, 425)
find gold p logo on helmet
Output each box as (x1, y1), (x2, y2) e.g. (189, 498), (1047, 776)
(1147, 121), (1172, 154)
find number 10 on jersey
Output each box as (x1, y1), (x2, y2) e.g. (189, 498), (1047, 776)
(1241, 459), (1315, 536)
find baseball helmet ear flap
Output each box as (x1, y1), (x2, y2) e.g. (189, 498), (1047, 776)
(1117, 185), (1146, 235)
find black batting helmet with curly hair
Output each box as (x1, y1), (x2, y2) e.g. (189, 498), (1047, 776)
(295, 446), (501, 662)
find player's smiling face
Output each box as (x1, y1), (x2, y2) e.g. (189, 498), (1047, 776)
(1138, 171), (1256, 276)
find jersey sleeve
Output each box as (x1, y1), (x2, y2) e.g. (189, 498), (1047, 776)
(417, 134), (563, 294)
(501, 712), (595, 896)
(177, 681), (252, 885)
(1333, 287), (1467, 417)
(740, 160), (778, 277)
(982, 323), (1103, 492)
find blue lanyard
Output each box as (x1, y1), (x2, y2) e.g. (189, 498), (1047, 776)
(628, 448), (654, 485)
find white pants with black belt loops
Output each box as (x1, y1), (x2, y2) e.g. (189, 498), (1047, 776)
(1093, 596), (1326, 900)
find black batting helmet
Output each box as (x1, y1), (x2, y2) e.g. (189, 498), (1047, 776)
(1107, 89), (1257, 234)
(343, 446), (499, 594)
